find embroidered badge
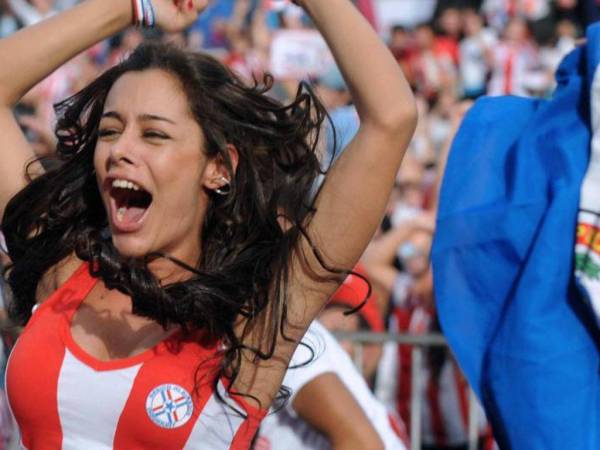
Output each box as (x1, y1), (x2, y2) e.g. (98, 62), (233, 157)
(146, 384), (194, 429)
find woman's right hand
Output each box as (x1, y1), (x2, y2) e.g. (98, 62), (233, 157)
(152, 0), (209, 33)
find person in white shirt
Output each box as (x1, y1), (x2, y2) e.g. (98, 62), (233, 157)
(459, 8), (497, 99)
(256, 321), (407, 450)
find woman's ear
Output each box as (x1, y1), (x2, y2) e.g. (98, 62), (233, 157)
(203, 144), (239, 191)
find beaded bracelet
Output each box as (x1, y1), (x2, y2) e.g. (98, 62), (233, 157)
(132, 0), (155, 28)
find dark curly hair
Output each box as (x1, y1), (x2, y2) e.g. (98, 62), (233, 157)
(2, 41), (344, 406)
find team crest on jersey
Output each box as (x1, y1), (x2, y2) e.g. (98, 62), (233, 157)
(146, 384), (194, 429)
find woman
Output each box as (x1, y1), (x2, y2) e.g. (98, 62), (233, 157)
(0, 0), (416, 448)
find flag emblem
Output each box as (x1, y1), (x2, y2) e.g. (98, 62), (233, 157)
(146, 384), (194, 429)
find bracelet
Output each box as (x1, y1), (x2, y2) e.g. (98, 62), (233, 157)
(142, 0), (156, 28)
(132, 0), (142, 26)
(132, 0), (155, 28)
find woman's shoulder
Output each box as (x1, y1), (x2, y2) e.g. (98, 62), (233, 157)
(34, 253), (83, 304)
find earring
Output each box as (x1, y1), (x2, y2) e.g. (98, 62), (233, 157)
(214, 176), (231, 196)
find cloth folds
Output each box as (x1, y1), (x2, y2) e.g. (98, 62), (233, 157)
(432, 23), (600, 450)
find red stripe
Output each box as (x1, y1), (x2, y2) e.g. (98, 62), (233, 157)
(229, 411), (266, 450)
(484, 425), (495, 450)
(6, 316), (67, 449)
(221, 385), (267, 450)
(394, 308), (413, 428)
(355, 0), (378, 30)
(388, 413), (410, 446)
(426, 378), (447, 446)
(503, 49), (514, 94)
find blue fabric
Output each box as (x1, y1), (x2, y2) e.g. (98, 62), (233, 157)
(432, 25), (600, 449)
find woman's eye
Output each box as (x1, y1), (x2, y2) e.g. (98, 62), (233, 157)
(143, 131), (169, 140)
(98, 129), (118, 138)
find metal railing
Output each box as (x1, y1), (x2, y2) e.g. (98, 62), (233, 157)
(333, 331), (480, 450)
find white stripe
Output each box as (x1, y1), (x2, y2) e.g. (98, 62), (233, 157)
(57, 350), (142, 450)
(438, 363), (467, 446)
(183, 381), (246, 450)
(420, 371), (435, 445)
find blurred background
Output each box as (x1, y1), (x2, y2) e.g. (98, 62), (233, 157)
(0, 0), (594, 449)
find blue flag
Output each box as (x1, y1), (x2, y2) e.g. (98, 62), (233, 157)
(432, 25), (600, 449)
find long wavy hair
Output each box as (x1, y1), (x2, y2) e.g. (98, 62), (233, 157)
(2, 41), (343, 405)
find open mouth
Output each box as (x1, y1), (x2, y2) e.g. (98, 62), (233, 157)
(109, 179), (153, 228)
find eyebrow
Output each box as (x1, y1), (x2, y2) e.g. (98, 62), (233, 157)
(101, 111), (176, 125)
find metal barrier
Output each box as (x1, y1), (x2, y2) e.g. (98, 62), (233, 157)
(333, 331), (479, 450)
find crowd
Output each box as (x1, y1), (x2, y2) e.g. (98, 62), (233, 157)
(0, 0), (593, 449)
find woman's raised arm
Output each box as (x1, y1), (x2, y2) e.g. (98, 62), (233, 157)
(0, 0), (205, 218)
(301, 0), (417, 282)
(235, 0), (417, 408)
(290, 0), (418, 337)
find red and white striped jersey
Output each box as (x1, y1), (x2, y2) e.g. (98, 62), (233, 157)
(6, 263), (265, 450)
(487, 42), (539, 97)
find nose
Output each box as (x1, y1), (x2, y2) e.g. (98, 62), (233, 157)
(108, 129), (138, 167)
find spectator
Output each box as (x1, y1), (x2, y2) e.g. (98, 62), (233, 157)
(487, 16), (543, 96)
(388, 24), (418, 89)
(434, 6), (463, 63)
(425, 91), (457, 159)
(223, 0), (268, 82)
(459, 8), (497, 99)
(411, 23), (458, 101)
(387, 153), (428, 229)
(364, 217), (492, 450)
(256, 320), (408, 450)
(482, 0), (551, 32)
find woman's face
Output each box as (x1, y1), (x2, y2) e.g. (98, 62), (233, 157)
(94, 69), (219, 270)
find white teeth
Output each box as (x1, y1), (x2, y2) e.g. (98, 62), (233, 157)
(111, 179), (141, 191)
(116, 207), (126, 222)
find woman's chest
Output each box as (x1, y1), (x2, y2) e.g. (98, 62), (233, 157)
(69, 281), (172, 361)
(6, 314), (251, 450)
